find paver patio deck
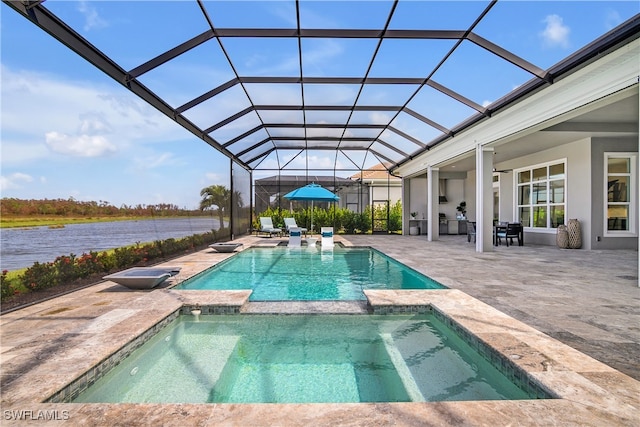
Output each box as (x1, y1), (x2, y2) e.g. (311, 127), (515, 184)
(1, 234), (638, 426)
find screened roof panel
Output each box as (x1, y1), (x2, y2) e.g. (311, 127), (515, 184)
(182, 85), (252, 131)
(273, 140), (308, 148)
(220, 37), (300, 76)
(225, 133), (271, 155)
(298, 0), (393, 29)
(368, 39), (458, 78)
(432, 40), (538, 107)
(8, 0), (637, 175)
(337, 150), (367, 169)
(268, 128), (306, 138)
(387, 1), (490, 30)
(136, 40), (236, 108)
(203, 1), (297, 28)
(378, 130), (423, 155)
(303, 84), (360, 106)
(305, 110), (351, 125)
(355, 84), (420, 106)
(301, 38), (379, 77)
(390, 111), (444, 144)
(259, 110), (305, 124)
(473, 1), (640, 69)
(342, 128), (385, 139)
(45, 1), (209, 70)
(406, 85), (479, 129)
(349, 110), (396, 126)
(244, 83), (303, 105)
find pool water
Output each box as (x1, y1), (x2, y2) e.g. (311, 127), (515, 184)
(175, 247), (445, 300)
(72, 314), (535, 403)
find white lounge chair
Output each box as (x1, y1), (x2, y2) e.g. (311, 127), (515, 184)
(284, 217), (307, 236)
(259, 217), (282, 237)
(321, 227), (334, 247)
(288, 227), (302, 247)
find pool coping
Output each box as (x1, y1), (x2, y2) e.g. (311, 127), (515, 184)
(1, 237), (638, 425)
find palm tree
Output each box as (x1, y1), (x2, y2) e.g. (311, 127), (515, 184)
(200, 185), (230, 228)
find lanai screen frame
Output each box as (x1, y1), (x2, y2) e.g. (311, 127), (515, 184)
(4, 0), (638, 235)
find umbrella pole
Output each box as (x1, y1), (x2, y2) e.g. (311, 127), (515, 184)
(311, 200), (314, 235)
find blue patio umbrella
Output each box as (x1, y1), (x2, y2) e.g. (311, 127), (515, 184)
(283, 183), (340, 233)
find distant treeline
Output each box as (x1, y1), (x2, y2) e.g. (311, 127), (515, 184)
(0, 198), (201, 217)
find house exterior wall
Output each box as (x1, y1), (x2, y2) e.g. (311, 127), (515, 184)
(493, 138), (591, 247)
(591, 136), (639, 250)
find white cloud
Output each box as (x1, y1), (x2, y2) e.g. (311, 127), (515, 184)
(204, 172), (227, 185)
(45, 132), (117, 157)
(77, 0), (109, 32)
(130, 152), (180, 171)
(1, 65), (192, 168)
(0, 172), (34, 190)
(539, 15), (571, 49)
(604, 10), (623, 31)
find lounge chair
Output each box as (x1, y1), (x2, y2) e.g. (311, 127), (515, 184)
(284, 217), (307, 236)
(321, 227), (334, 248)
(288, 227), (302, 247)
(259, 217), (282, 237)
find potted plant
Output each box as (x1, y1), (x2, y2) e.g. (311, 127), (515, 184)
(456, 201), (467, 220)
(410, 212), (417, 219)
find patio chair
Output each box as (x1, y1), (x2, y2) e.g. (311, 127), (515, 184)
(284, 217), (307, 236)
(467, 221), (476, 243)
(288, 227), (302, 247)
(321, 227), (334, 248)
(495, 222), (523, 247)
(259, 217), (282, 237)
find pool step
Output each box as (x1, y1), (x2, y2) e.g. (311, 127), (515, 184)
(240, 301), (371, 314)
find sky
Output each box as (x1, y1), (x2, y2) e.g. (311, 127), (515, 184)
(1, 0), (637, 209)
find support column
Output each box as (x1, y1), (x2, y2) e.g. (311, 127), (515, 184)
(402, 177), (410, 235)
(475, 146), (494, 252)
(427, 166), (439, 241)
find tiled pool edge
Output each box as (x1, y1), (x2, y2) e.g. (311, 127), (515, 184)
(46, 310), (181, 404)
(51, 294), (555, 405)
(369, 300), (555, 400)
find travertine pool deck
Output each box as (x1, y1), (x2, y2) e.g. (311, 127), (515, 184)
(1, 234), (638, 426)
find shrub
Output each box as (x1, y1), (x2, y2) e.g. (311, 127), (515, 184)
(0, 270), (17, 299)
(53, 254), (77, 284)
(21, 262), (57, 291)
(4, 228), (251, 300)
(76, 252), (104, 278)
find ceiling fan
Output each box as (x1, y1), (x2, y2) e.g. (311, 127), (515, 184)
(493, 168), (512, 173)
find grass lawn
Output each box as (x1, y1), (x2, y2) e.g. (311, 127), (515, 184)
(1, 216), (158, 229)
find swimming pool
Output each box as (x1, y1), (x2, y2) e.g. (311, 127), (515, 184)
(72, 314), (542, 403)
(174, 246), (445, 300)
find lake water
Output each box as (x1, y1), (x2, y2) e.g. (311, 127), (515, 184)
(0, 217), (221, 271)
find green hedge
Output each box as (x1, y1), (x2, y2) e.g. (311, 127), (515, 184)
(1, 230), (219, 299)
(256, 201), (403, 234)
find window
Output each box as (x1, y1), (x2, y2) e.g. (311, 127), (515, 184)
(605, 153), (637, 236)
(516, 160), (565, 229)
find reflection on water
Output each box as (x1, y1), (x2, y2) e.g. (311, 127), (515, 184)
(0, 217), (221, 271)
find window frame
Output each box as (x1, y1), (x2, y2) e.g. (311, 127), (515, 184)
(603, 152), (637, 237)
(514, 159), (566, 232)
